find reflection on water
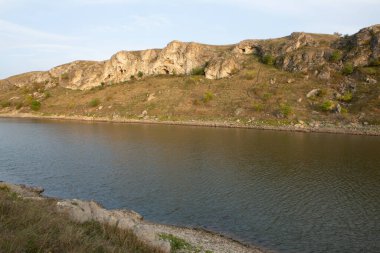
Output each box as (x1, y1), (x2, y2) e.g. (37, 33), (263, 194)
(0, 118), (380, 253)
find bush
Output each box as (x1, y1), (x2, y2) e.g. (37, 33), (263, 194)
(89, 98), (100, 107)
(202, 92), (214, 103)
(30, 100), (41, 111)
(321, 100), (334, 111)
(339, 92), (353, 102)
(1, 101), (11, 108)
(137, 71), (143, 78)
(342, 63), (354, 75)
(279, 103), (292, 117)
(329, 50), (342, 62)
(191, 66), (205, 76)
(261, 54), (275, 65)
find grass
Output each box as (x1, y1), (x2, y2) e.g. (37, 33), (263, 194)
(0, 187), (163, 253)
(202, 92), (214, 103)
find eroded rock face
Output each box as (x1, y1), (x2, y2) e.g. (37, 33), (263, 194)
(205, 55), (240, 79)
(1, 25), (379, 90)
(337, 24), (380, 66)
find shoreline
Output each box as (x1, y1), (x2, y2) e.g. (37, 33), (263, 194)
(0, 181), (265, 253)
(1, 112), (380, 136)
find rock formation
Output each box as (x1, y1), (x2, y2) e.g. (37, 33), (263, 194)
(1, 24), (379, 90)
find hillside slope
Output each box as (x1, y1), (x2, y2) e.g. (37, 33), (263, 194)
(1, 25), (379, 130)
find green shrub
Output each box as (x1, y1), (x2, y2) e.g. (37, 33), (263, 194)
(137, 71), (143, 78)
(321, 100), (334, 111)
(342, 63), (354, 75)
(191, 66), (205, 76)
(89, 98), (100, 107)
(261, 54), (275, 65)
(1, 101), (11, 108)
(30, 100), (41, 111)
(279, 103), (292, 117)
(202, 92), (214, 103)
(329, 50), (342, 62)
(339, 92), (353, 102)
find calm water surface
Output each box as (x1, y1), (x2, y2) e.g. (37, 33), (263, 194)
(0, 118), (379, 252)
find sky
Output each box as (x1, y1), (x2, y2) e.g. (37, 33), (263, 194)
(0, 0), (379, 79)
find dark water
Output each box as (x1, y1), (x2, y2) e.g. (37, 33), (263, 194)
(0, 118), (380, 253)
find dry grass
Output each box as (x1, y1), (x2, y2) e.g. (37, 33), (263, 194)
(0, 187), (163, 253)
(0, 55), (379, 125)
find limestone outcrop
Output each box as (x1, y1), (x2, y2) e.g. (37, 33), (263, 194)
(1, 25), (379, 90)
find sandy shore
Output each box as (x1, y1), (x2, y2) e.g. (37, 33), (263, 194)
(0, 181), (266, 253)
(1, 112), (380, 136)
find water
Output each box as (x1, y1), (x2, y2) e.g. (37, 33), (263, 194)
(0, 118), (379, 253)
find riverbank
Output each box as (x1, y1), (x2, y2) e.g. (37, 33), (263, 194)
(1, 112), (380, 136)
(0, 181), (264, 253)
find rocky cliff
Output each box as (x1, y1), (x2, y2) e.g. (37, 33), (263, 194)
(2, 24), (378, 91)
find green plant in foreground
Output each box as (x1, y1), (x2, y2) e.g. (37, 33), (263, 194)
(89, 98), (100, 107)
(137, 71), (144, 78)
(30, 100), (41, 111)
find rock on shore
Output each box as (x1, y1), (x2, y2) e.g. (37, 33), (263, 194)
(0, 181), (264, 253)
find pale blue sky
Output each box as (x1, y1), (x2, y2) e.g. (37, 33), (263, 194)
(1, 0), (379, 79)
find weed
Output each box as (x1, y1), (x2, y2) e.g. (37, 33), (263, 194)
(137, 71), (144, 78)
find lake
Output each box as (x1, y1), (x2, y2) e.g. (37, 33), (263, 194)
(0, 118), (379, 252)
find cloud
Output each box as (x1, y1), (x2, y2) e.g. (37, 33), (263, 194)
(0, 19), (77, 42)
